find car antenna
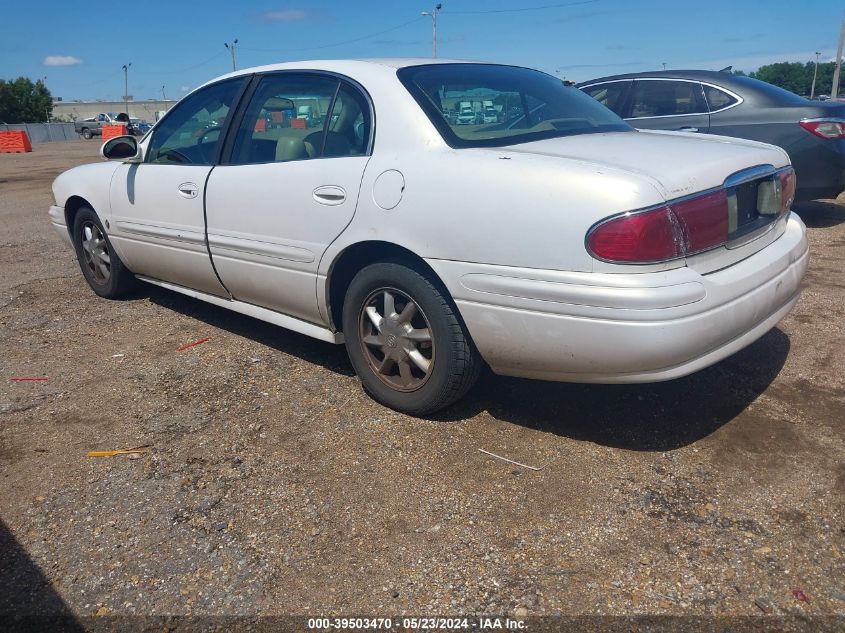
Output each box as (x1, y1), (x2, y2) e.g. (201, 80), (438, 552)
(718, 65), (733, 73)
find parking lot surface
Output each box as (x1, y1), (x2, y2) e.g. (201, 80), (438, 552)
(0, 142), (843, 626)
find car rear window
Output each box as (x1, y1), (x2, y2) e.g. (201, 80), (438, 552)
(398, 63), (631, 149)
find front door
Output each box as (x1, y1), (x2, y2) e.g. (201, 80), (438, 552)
(108, 77), (246, 296)
(205, 73), (373, 324)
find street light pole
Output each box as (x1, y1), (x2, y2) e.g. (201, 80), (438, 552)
(161, 85), (167, 102)
(421, 4), (443, 58)
(811, 52), (821, 99)
(662, 62), (667, 70)
(122, 63), (131, 116)
(224, 39), (238, 71)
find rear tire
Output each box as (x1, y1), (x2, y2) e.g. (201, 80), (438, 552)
(72, 207), (136, 299)
(342, 261), (480, 416)
(81, 128), (92, 140)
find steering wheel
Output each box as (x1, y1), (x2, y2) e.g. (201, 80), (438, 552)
(160, 148), (191, 164)
(198, 126), (222, 145)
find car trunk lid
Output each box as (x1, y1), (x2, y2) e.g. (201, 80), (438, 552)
(497, 129), (793, 272)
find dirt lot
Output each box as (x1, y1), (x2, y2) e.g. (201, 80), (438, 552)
(0, 141), (843, 629)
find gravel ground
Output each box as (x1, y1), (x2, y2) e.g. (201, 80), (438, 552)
(0, 141), (843, 630)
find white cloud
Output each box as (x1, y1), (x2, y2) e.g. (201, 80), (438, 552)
(261, 9), (308, 22)
(43, 55), (82, 66)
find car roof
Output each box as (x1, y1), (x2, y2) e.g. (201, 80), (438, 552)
(576, 69), (759, 86)
(226, 58), (482, 78)
(575, 69), (810, 105)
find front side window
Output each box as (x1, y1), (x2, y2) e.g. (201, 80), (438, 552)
(398, 64), (631, 149)
(630, 80), (706, 118)
(147, 78), (244, 165)
(703, 85), (739, 112)
(227, 74), (370, 165)
(581, 81), (629, 116)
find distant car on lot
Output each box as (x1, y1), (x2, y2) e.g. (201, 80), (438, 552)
(578, 70), (845, 201)
(49, 60), (807, 415)
(75, 113), (123, 139)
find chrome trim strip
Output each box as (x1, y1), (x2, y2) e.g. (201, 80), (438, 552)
(136, 275), (343, 344)
(579, 77), (744, 118)
(724, 164), (776, 188)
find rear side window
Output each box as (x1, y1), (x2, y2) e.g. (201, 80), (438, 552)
(703, 85), (738, 112)
(581, 82), (629, 116)
(630, 80), (707, 118)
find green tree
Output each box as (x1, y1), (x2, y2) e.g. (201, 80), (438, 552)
(745, 61), (839, 97)
(0, 77), (52, 123)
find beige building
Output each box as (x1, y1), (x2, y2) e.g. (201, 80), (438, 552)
(51, 99), (175, 123)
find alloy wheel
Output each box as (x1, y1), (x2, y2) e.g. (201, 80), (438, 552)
(358, 287), (435, 392)
(80, 222), (111, 284)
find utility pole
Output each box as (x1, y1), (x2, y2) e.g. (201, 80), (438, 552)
(122, 63), (131, 116)
(832, 16), (845, 99)
(161, 85), (167, 102)
(811, 52), (821, 99)
(421, 4), (442, 58)
(224, 39), (238, 71)
(662, 62), (667, 70)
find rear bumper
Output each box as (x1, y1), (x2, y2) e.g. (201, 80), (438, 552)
(48, 205), (73, 247)
(427, 213), (808, 383)
(791, 137), (845, 200)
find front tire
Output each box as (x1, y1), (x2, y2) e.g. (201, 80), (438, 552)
(72, 207), (136, 298)
(342, 261), (480, 416)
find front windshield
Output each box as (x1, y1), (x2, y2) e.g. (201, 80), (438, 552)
(398, 63), (632, 148)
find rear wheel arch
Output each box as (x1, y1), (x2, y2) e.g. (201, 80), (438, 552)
(326, 241), (458, 334)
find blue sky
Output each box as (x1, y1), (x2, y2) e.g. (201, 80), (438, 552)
(1, 0), (841, 102)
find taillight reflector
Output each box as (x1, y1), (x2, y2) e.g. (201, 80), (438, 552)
(799, 119), (845, 139)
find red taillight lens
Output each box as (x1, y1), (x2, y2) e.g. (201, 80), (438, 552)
(799, 119), (845, 139)
(671, 189), (728, 254)
(587, 206), (681, 263)
(588, 189), (729, 263)
(778, 168), (796, 215)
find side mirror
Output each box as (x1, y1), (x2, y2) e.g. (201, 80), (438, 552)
(101, 135), (141, 162)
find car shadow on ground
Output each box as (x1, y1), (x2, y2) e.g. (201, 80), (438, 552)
(795, 199), (845, 228)
(143, 284), (790, 452)
(0, 519), (83, 632)
(446, 328), (792, 451)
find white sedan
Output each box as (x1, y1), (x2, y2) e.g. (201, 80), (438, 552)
(49, 59), (808, 415)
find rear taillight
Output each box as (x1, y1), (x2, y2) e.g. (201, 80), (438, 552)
(587, 168), (793, 264)
(799, 119), (845, 139)
(671, 190), (728, 254)
(778, 168), (796, 215)
(586, 206), (682, 263)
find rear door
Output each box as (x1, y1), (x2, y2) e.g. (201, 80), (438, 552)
(205, 72), (373, 324)
(627, 79), (710, 133)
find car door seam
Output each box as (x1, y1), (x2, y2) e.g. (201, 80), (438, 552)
(202, 165), (233, 299)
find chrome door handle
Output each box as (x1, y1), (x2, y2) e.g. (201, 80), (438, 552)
(313, 185), (346, 206)
(677, 126), (699, 132)
(178, 182), (199, 199)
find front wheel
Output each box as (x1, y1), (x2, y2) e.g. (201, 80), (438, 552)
(72, 207), (136, 298)
(342, 262), (480, 416)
